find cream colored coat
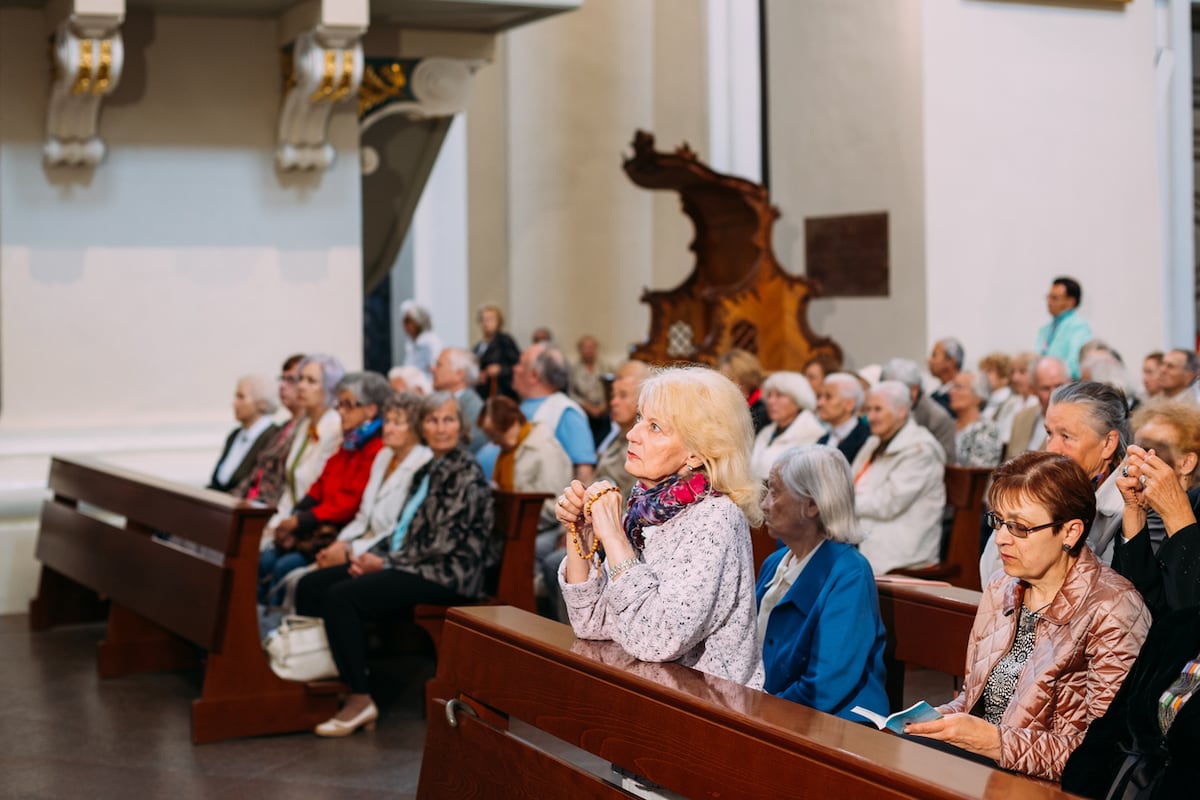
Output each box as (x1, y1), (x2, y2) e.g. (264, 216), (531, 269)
(336, 443), (433, 557)
(749, 410), (826, 481)
(264, 408), (342, 540)
(512, 422), (573, 529)
(851, 419), (946, 575)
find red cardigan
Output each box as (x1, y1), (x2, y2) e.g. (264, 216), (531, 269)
(291, 435), (385, 536)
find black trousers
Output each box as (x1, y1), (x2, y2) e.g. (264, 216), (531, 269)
(295, 565), (465, 694)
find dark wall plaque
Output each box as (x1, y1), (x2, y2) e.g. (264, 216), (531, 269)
(804, 211), (889, 297)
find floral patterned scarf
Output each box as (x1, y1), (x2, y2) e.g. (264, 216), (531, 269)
(343, 418), (382, 452)
(623, 469), (718, 551)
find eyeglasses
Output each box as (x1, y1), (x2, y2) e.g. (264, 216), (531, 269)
(278, 374), (297, 385)
(336, 399), (364, 411)
(985, 511), (1064, 538)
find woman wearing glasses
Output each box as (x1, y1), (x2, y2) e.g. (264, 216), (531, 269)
(258, 371), (392, 603)
(905, 451), (1150, 781)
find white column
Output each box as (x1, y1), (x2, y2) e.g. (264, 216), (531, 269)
(705, 0), (761, 182)
(412, 114), (470, 349)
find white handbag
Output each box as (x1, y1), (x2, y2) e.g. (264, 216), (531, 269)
(263, 615), (339, 682)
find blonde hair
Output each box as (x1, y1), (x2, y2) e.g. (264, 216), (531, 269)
(638, 366), (764, 526)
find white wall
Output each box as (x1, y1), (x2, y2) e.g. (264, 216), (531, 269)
(766, 0), (927, 368)
(0, 10), (364, 613)
(475, 0), (709, 363)
(923, 0), (1165, 369)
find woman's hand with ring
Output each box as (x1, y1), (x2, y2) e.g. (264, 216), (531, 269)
(556, 480), (587, 528)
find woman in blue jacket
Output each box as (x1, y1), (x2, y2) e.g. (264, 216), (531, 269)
(756, 444), (889, 720)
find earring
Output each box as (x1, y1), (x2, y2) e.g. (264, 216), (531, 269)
(1062, 542), (1073, 553)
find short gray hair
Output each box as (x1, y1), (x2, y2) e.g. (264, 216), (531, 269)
(531, 345), (569, 392)
(960, 371), (992, 407)
(420, 390), (470, 445)
(939, 338), (965, 369)
(399, 300), (433, 334)
(762, 371), (816, 412)
(335, 371), (393, 419)
(1049, 381), (1130, 464)
(298, 354), (346, 408)
(871, 380), (912, 417)
(880, 358), (923, 395)
(824, 372), (863, 413)
(773, 445), (862, 545)
(387, 365), (432, 395)
(441, 347), (479, 385)
(1169, 348), (1200, 376)
(238, 374), (279, 416)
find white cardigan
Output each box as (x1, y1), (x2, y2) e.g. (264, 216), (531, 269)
(336, 443), (434, 558)
(264, 408), (343, 537)
(749, 410), (826, 481)
(851, 419), (947, 575)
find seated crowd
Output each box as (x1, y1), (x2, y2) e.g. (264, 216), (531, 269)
(203, 289), (1200, 797)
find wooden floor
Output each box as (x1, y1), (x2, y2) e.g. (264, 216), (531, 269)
(2, 612), (959, 799)
(0, 614), (434, 799)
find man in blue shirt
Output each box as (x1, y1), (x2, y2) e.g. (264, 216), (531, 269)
(514, 343), (596, 484)
(1035, 276), (1092, 380)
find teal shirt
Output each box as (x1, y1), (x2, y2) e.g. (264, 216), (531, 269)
(1036, 308), (1092, 379)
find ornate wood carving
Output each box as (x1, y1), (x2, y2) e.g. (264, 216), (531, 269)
(624, 131), (842, 371)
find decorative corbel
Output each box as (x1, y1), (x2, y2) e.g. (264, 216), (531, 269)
(277, 24), (366, 171)
(358, 57), (480, 128)
(44, 1), (125, 167)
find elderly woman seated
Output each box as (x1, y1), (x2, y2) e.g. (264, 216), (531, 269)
(757, 445), (888, 720)
(749, 371), (826, 481)
(271, 354), (346, 524)
(948, 371), (1002, 467)
(295, 391), (494, 736)
(314, 392), (433, 567)
(480, 395), (573, 532)
(258, 371), (391, 602)
(981, 380), (1128, 582)
(1112, 401), (1200, 618)
(849, 380), (946, 575)
(209, 374), (279, 493)
(555, 366), (765, 687)
(905, 451), (1150, 782)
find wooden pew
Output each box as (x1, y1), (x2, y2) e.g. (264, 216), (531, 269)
(412, 489), (550, 653)
(28, 455), (339, 743)
(876, 579), (981, 711)
(417, 605), (1075, 800)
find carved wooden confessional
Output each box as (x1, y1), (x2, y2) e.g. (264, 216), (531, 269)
(625, 131), (842, 372)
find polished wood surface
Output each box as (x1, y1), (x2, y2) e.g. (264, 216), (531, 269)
(412, 489), (549, 653)
(29, 455), (338, 743)
(418, 605), (1075, 800)
(623, 130), (842, 371)
(877, 580), (980, 712)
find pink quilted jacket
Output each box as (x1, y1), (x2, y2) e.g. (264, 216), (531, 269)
(938, 546), (1150, 781)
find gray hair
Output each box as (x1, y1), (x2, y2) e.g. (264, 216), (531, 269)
(387, 365), (432, 395)
(399, 300), (433, 334)
(880, 358), (923, 396)
(939, 338), (965, 370)
(1169, 348), (1200, 376)
(298, 354), (346, 408)
(383, 391), (424, 429)
(762, 370), (816, 412)
(773, 445), (863, 545)
(1049, 381), (1130, 464)
(961, 371), (992, 408)
(531, 345), (569, 392)
(441, 347), (480, 385)
(238, 374), (279, 416)
(335, 371), (393, 419)
(871, 380), (912, 417)
(824, 372), (864, 413)
(1080, 350), (1134, 397)
(420, 390), (470, 445)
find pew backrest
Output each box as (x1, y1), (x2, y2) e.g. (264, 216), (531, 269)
(418, 605), (1076, 800)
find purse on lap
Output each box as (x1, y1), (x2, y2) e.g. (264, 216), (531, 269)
(263, 615), (339, 682)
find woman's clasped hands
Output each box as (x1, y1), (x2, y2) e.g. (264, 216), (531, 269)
(1118, 445), (1194, 535)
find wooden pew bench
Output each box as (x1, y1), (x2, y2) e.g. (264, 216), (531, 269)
(413, 490), (550, 654)
(876, 578), (981, 711)
(28, 455), (339, 743)
(417, 605), (1075, 800)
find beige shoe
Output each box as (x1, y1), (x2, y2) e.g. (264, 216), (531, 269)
(314, 701), (378, 737)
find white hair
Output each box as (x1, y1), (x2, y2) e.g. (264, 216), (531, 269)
(773, 445), (863, 545)
(762, 370), (816, 412)
(388, 365), (432, 395)
(238, 374), (279, 415)
(870, 380), (911, 416)
(824, 372), (863, 413)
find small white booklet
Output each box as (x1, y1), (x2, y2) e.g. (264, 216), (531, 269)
(850, 701), (942, 734)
